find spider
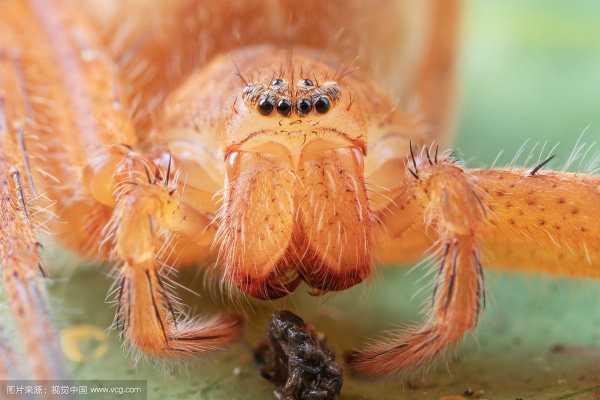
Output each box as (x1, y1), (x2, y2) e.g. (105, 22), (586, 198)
(1, 0), (599, 381)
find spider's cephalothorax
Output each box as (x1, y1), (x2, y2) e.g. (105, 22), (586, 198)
(207, 48), (381, 299)
(151, 45), (417, 300)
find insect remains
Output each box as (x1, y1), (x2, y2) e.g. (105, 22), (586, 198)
(254, 311), (343, 400)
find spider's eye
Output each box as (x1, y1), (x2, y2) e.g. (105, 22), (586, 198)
(271, 78), (285, 87)
(258, 97), (274, 115)
(277, 98), (292, 116)
(297, 98), (312, 115)
(301, 78), (314, 87)
(314, 96), (330, 114)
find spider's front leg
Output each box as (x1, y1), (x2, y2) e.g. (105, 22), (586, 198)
(0, 329), (19, 379)
(0, 48), (65, 379)
(348, 146), (600, 376)
(1, 0), (242, 365)
(0, 163), (65, 379)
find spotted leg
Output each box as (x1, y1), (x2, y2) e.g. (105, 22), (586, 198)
(349, 143), (600, 375)
(1, 0), (242, 363)
(0, 40), (66, 379)
(405, 0), (461, 138)
(0, 158), (65, 380)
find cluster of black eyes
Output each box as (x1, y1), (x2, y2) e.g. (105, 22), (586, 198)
(257, 96), (330, 117)
(257, 78), (331, 117)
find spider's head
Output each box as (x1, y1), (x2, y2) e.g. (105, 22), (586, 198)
(225, 48), (368, 162)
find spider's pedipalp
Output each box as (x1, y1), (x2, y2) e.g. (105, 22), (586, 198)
(105, 178), (243, 357)
(349, 156), (486, 376)
(347, 237), (484, 376)
(113, 261), (243, 357)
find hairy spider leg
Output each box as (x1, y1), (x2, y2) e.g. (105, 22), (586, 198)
(0, 328), (20, 379)
(348, 146), (600, 376)
(0, 0), (242, 376)
(0, 48), (65, 379)
(406, 0), (462, 140)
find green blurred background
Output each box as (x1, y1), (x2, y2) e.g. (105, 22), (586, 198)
(6, 1), (600, 399)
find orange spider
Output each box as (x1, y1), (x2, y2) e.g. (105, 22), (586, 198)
(1, 0), (599, 381)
